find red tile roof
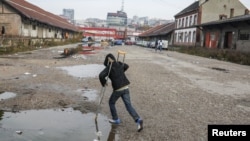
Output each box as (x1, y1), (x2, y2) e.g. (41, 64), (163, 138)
(4, 0), (79, 32)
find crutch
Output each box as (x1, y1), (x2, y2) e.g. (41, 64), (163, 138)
(94, 57), (114, 140)
(95, 57), (114, 120)
(117, 50), (126, 63)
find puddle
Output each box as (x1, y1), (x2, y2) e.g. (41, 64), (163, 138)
(0, 108), (118, 141)
(58, 64), (104, 78)
(0, 92), (17, 100)
(77, 89), (98, 101)
(211, 67), (229, 73)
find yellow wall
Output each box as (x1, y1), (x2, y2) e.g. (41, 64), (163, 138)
(201, 0), (248, 23)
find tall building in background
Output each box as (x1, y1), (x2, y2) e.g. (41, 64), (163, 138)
(63, 9), (74, 23)
(106, 11), (127, 26)
(107, 0), (127, 26)
(106, 0), (128, 40)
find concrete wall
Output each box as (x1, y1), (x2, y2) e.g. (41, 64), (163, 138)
(237, 41), (250, 53)
(201, 0), (248, 23)
(1, 1), (76, 39)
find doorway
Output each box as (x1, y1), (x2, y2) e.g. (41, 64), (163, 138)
(224, 32), (233, 49)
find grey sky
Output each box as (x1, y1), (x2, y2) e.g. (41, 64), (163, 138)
(26, 0), (250, 20)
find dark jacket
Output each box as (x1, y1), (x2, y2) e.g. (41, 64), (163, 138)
(99, 53), (130, 91)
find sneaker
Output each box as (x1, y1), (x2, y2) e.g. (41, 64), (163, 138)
(137, 119), (143, 132)
(109, 118), (121, 124)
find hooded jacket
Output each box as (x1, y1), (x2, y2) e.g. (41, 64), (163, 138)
(99, 53), (130, 91)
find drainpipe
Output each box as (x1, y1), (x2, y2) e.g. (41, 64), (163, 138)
(197, 26), (203, 48)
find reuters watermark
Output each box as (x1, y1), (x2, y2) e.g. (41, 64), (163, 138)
(208, 125), (250, 141)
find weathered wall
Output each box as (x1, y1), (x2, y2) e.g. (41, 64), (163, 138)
(201, 0), (248, 23)
(0, 1), (22, 36)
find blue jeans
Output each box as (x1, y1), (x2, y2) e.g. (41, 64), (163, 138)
(109, 88), (140, 122)
(158, 45), (162, 51)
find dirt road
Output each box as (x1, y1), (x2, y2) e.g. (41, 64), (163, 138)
(1, 44), (250, 140)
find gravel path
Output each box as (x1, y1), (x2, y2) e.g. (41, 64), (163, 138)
(1, 44), (250, 140)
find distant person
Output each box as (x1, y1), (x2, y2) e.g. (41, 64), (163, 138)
(155, 39), (158, 52)
(1, 26), (5, 37)
(99, 53), (143, 132)
(158, 40), (163, 52)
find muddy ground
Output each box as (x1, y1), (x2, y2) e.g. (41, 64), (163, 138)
(1, 44), (250, 141)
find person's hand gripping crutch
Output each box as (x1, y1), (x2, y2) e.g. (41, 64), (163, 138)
(95, 57), (114, 121)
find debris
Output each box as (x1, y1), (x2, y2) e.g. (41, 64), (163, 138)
(16, 130), (22, 135)
(96, 131), (102, 137)
(24, 72), (31, 75)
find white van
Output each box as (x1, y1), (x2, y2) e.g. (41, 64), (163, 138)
(162, 40), (168, 49)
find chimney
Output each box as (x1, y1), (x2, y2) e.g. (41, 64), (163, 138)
(245, 9), (249, 15)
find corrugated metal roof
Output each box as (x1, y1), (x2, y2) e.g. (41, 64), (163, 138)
(175, 1), (199, 17)
(200, 14), (250, 26)
(4, 0), (79, 32)
(139, 24), (166, 37)
(139, 22), (175, 37)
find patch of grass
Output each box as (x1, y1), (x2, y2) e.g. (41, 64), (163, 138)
(0, 38), (81, 55)
(176, 47), (250, 66)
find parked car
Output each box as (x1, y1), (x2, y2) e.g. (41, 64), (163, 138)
(81, 38), (88, 42)
(125, 40), (133, 45)
(114, 40), (123, 45)
(162, 40), (168, 49)
(81, 36), (93, 42)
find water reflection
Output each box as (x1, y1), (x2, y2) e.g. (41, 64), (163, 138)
(0, 108), (111, 141)
(58, 64), (104, 78)
(107, 125), (119, 141)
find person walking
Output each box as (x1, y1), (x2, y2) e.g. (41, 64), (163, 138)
(1, 26), (5, 36)
(154, 39), (158, 52)
(158, 40), (163, 52)
(99, 53), (143, 132)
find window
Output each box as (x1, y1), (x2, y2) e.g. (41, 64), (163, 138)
(230, 8), (234, 18)
(179, 32), (183, 42)
(182, 18), (185, 27)
(185, 32), (188, 42)
(24, 24), (29, 29)
(188, 31), (191, 43)
(238, 30), (250, 40)
(189, 16), (192, 26)
(193, 31), (196, 43)
(32, 25), (36, 30)
(194, 15), (197, 25)
(186, 17), (188, 27)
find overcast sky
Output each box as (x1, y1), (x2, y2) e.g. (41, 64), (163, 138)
(26, 0), (250, 20)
